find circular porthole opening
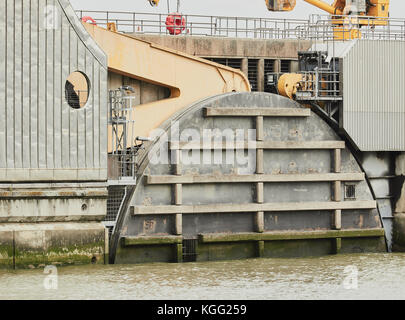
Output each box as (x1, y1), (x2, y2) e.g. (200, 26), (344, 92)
(65, 71), (90, 109)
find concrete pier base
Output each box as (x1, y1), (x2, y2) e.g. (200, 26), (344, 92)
(0, 223), (107, 269)
(0, 183), (108, 269)
(393, 153), (405, 252)
(393, 213), (405, 252)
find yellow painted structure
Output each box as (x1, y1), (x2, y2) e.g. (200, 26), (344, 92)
(66, 71), (89, 108)
(368, 0), (390, 18)
(332, 26), (362, 40)
(304, 0), (343, 15)
(83, 23), (250, 151)
(265, 0), (296, 11)
(267, 0), (390, 40)
(277, 73), (303, 100)
(268, 0), (390, 17)
(148, 0), (160, 7)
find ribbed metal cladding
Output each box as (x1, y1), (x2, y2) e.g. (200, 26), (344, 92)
(343, 40), (405, 151)
(0, 0), (108, 181)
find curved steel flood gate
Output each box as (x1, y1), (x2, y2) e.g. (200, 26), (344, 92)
(111, 92), (386, 264)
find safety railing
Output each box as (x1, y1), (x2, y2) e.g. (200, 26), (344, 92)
(109, 88), (137, 180)
(76, 10), (405, 42)
(307, 14), (405, 41)
(296, 70), (341, 101)
(76, 10), (309, 39)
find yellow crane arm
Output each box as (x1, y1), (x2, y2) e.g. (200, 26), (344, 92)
(266, 0), (343, 14)
(147, 0), (351, 17)
(149, 0), (388, 19)
(149, 0), (339, 14)
(303, 0), (343, 15)
(266, 0), (389, 18)
(83, 23), (250, 145)
(149, 0), (160, 7)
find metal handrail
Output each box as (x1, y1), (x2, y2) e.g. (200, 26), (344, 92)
(75, 10), (308, 39)
(296, 70), (341, 101)
(75, 10), (405, 42)
(306, 14), (405, 42)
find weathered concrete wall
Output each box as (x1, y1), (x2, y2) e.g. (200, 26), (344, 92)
(0, 183), (107, 223)
(396, 153), (405, 177)
(0, 223), (107, 269)
(358, 152), (395, 250)
(130, 35), (311, 59)
(393, 153), (405, 251)
(0, 181), (108, 268)
(130, 35), (311, 93)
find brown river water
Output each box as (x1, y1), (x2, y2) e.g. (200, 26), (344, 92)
(1, 253), (405, 300)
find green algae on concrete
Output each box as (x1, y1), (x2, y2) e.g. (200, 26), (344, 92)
(113, 231), (388, 264)
(123, 236), (183, 246)
(112, 229), (387, 264)
(116, 236), (184, 264)
(115, 244), (181, 264)
(12, 242), (105, 269)
(196, 242), (257, 262)
(199, 229), (385, 243)
(0, 223), (107, 269)
(393, 213), (405, 252)
(340, 237), (387, 254)
(0, 231), (14, 269)
(263, 239), (333, 258)
(0, 243), (105, 270)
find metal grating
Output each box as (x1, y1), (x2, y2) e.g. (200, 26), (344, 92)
(206, 58), (242, 70)
(106, 186), (127, 222)
(264, 59), (276, 93)
(280, 60), (291, 73)
(183, 239), (198, 262)
(345, 184), (356, 200)
(248, 59), (258, 92)
(109, 88), (138, 180)
(65, 89), (89, 109)
(264, 59), (275, 74)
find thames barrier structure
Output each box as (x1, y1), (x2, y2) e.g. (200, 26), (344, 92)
(0, 0), (405, 267)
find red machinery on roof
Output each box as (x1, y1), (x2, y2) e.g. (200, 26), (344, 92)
(165, 13), (186, 35)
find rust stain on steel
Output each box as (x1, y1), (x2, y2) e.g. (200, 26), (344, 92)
(0, 192), (12, 197)
(143, 220), (157, 234)
(143, 197), (153, 206)
(0, 190), (107, 199)
(359, 214), (364, 228)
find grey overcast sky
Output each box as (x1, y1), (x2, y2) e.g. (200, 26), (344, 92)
(70, 0), (405, 19)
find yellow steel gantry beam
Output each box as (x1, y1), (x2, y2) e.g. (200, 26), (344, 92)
(83, 23), (251, 151)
